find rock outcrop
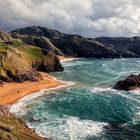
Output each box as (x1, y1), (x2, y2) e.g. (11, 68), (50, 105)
(114, 74), (140, 90)
(0, 30), (12, 41)
(0, 46), (63, 82)
(11, 26), (138, 58)
(0, 105), (47, 140)
(0, 32), (64, 82)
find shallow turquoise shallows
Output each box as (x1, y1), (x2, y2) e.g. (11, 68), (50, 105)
(13, 58), (140, 140)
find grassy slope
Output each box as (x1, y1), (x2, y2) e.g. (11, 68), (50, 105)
(12, 33), (63, 55)
(0, 39), (63, 82)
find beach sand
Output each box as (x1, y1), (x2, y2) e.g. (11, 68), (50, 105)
(59, 56), (76, 61)
(0, 72), (64, 105)
(0, 56), (76, 105)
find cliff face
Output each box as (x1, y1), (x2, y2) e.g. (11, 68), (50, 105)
(0, 105), (47, 140)
(51, 35), (121, 58)
(0, 32), (64, 83)
(95, 37), (140, 57)
(0, 45), (64, 83)
(11, 26), (137, 58)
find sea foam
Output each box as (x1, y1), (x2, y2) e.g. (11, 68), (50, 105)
(26, 115), (107, 140)
(10, 80), (75, 113)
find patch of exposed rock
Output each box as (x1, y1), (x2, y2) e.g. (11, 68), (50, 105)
(0, 31), (12, 41)
(114, 74), (140, 90)
(0, 45), (64, 83)
(0, 105), (47, 140)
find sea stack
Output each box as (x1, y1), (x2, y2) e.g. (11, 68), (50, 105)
(114, 74), (140, 91)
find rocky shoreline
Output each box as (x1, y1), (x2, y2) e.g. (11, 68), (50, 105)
(0, 26), (140, 139)
(0, 105), (48, 140)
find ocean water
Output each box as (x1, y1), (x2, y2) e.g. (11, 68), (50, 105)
(11, 58), (140, 140)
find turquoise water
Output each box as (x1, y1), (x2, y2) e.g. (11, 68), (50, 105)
(12, 58), (140, 140)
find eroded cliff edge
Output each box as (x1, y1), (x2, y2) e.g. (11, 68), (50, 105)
(0, 105), (47, 140)
(0, 30), (64, 83)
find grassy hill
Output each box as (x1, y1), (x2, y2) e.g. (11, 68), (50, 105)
(0, 32), (63, 83)
(11, 33), (63, 55)
(11, 26), (138, 58)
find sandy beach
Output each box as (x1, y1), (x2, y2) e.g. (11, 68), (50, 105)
(0, 56), (76, 105)
(0, 72), (64, 105)
(59, 56), (77, 61)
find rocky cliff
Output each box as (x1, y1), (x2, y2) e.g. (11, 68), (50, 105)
(0, 105), (47, 140)
(11, 26), (137, 58)
(95, 37), (140, 57)
(0, 31), (64, 83)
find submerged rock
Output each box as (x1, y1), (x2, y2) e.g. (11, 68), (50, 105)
(104, 124), (136, 139)
(114, 74), (140, 91)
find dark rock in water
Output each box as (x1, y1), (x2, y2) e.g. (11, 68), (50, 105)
(114, 74), (140, 90)
(104, 124), (136, 140)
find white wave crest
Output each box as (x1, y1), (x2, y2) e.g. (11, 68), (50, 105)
(91, 87), (117, 93)
(27, 115), (107, 140)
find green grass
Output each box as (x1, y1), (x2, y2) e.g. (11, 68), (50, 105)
(0, 38), (60, 82)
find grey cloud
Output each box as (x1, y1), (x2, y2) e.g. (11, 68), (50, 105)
(0, 0), (140, 37)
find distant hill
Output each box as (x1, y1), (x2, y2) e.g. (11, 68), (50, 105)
(11, 26), (138, 58)
(95, 37), (140, 57)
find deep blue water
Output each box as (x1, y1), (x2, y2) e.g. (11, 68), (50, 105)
(12, 58), (140, 140)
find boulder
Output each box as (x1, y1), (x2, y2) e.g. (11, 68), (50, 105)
(114, 74), (140, 90)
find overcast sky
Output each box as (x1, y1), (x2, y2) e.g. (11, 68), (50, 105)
(0, 0), (140, 37)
